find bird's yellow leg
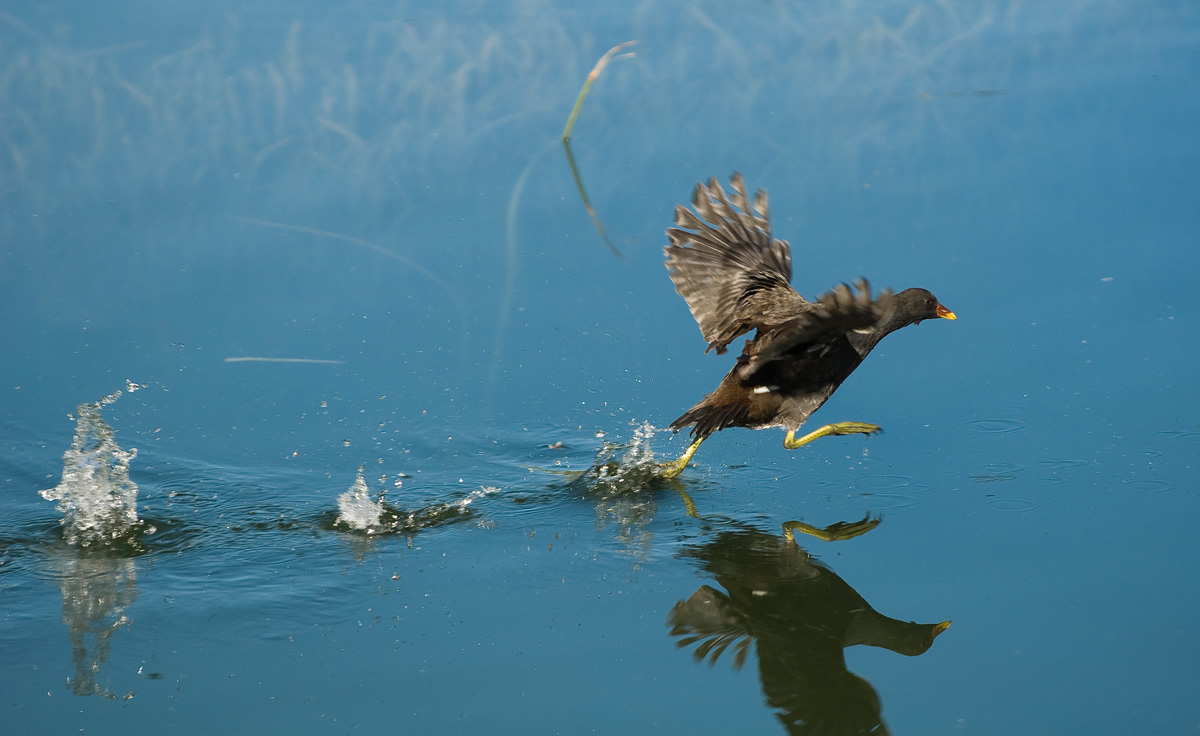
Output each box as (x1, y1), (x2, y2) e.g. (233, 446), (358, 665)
(658, 436), (705, 479)
(783, 422), (881, 450)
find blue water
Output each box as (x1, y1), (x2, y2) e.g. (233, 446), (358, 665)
(3, 1), (1199, 733)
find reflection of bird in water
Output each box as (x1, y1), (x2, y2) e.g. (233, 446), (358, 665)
(668, 525), (949, 735)
(659, 174), (955, 477)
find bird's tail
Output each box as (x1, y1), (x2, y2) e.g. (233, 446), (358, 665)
(670, 398), (750, 439)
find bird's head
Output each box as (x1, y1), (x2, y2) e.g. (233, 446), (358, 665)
(892, 288), (956, 327)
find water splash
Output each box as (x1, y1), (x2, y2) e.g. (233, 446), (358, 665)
(559, 422), (669, 554)
(581, 421), (663, 490)
(336, 468), (387, 533)
(334, 468), (497, 535)
(40, 389), (142, 547)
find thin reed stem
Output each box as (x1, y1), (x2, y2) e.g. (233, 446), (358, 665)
(560, 40), (635, 257)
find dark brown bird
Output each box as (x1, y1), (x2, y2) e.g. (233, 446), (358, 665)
(659, 173), (955, 478)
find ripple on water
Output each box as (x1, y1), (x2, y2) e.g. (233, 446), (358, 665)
(858, 492), (919, 512)
(1122, 479), (1177, 493)
(1032, 459), (1087, 485)
(970, 463), (1024, 483)
(1034, 459), (1090, 469)
(964, 418), (1030, 433)
(1156, 430), (1200, 443)
(982, 463), (1025, 474)
(853, 474), (919, 491)
(984, 497), (1042, 513)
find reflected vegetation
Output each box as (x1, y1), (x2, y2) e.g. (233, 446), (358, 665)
(670, 520), (949, 734)
(0, 0), (1046, 245)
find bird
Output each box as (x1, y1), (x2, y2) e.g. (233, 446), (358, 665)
(658, 173), (955, 478)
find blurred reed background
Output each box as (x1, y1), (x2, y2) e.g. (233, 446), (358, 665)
(0, 0), (1089, 237)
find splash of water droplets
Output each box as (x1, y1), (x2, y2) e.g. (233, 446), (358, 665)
(335, 468), (497, 535)
(336, 468), (387, 533)
(40, 390), (141, 547)
(586, 421), (662, 486)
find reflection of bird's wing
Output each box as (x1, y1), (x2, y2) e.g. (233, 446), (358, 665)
(756, 636), (889, 736)
(736, 279), (894, 381)
(665, 173), (806, 355)
(667, 585), (754, 670)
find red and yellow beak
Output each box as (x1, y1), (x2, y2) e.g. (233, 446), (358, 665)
(936, 303), (956, 320)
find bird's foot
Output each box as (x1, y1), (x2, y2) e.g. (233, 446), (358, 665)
(826, 421), (882, 437)
(657, 436), (705, 479)
(657, 459), (687, 479)
(784, 422), (881, 449)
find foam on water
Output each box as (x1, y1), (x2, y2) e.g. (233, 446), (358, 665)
(39, 387), (143, 547)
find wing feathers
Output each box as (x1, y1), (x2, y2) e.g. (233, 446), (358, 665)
(665, 173), (802, 354)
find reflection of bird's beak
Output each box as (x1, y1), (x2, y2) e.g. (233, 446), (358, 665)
(936, 303), (957, 320)
(933, 620), (952, 637)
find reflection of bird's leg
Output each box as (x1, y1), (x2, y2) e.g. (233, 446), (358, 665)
(782, 520), (818, 543)
(783, 422), (881, 450)
(673, 486), (700, 518)
(783, 514), (882, 543)
(658, 436), (704, 479)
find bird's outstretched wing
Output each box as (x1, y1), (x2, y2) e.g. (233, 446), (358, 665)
(736, 279), (894, 380)
(665, 173), (806, 355)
